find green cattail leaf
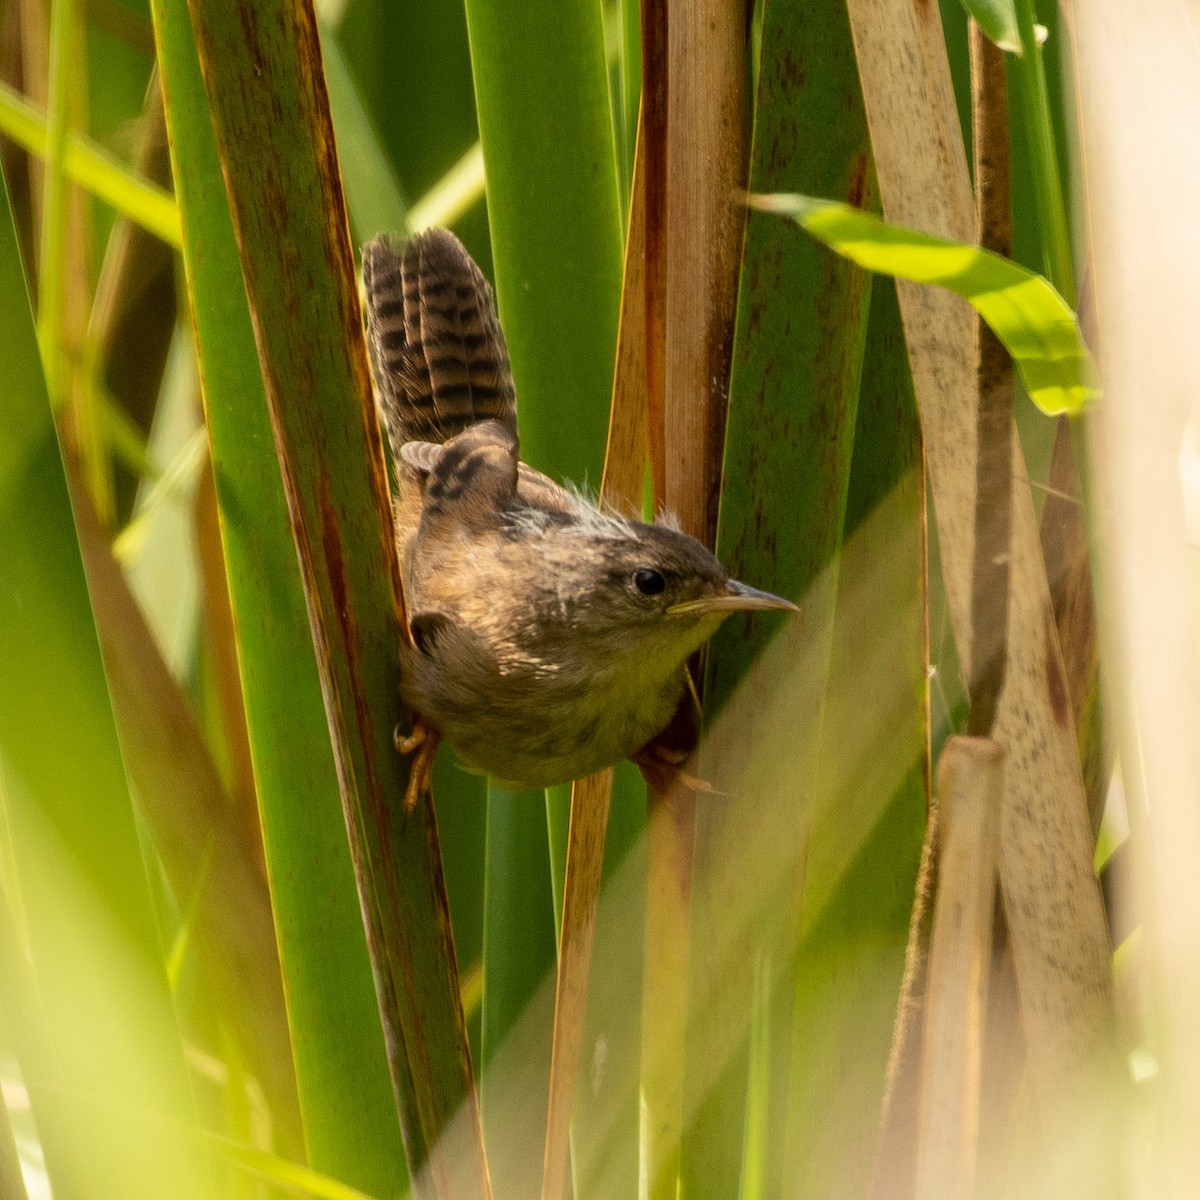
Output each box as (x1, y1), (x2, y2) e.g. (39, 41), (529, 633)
(160, 0), (487, 1191)
(753, 192), (1097, 415)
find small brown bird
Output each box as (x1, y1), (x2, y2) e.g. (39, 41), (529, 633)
(362, 228), (794, 802)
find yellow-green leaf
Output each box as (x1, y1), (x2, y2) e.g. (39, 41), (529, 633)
(752, 192), (1098, 416)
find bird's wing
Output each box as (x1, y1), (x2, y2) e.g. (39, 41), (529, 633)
(402, 418), (519, 532)
(516, 462), (582, 518)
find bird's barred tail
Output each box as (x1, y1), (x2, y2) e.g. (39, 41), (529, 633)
(362, 229), (517, 462)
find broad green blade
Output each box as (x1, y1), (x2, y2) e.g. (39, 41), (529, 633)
(147, 0), (407, 1188)
(463, 0), (624, 480)
(0, 161), (208, 1200)
(752, 192), (1097, 415)
(688, 2), (873, 1194)
(175, 0), (488, 1194)
(783, 278), (928, 1200)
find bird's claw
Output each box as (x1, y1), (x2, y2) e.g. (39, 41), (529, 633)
(394, 716), (441, 812)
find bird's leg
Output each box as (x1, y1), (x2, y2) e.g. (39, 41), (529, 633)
(394, 715), (441, 812)
(631, 672), (720, 796)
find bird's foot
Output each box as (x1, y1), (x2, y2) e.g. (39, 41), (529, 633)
(632, 742), (721, 797)
(394, 716), (441, 812)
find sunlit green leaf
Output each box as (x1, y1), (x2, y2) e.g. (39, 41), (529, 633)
(0, 83), (181, 248)
(200, 1132), (381, 1200)
(753, 192), (1097, 415)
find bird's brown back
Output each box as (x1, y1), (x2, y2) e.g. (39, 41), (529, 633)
(362, 229), (517, 461)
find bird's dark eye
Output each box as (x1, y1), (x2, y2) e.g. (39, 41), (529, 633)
(633, 568), (666, 596)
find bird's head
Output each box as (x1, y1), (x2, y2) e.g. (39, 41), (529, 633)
(520, 516), (797, 675)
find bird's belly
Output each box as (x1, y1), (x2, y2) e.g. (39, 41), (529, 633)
(402, 644), (682, 789)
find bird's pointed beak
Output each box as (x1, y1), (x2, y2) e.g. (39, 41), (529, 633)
(666, 579), (799, 617)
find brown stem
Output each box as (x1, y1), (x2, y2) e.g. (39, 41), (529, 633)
(965, 23), (1013, 738)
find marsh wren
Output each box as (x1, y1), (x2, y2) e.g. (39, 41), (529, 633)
(362, 229), (794, 801)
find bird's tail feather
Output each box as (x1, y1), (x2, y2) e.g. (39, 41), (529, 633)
(362, 229), (517, 460)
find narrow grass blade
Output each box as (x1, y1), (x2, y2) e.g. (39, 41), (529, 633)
(85, 72), (178, 523)
(332, 2), (483, 255)
(34, 0), (73, 406)
(599, 118), (646, 514)
(541, 770), (613, 1200)
(480, 784), (556, 1200)
(0, 83), (181, 247)
(176, 0), (488, 1194)
(639, 0), (667, 502)
(750, 192), (1097, 416)
(319, 27), (407, 244)
(199, 1132), (382, 1200)
(1012, 0), (1072, 301)
(406, 143), (485, 235)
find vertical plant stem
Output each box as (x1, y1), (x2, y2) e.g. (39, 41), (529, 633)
(663, 0), (745, 546)
(965, 20), (1012, 738)
(641, 5), (747, 1199)
(36, 0), (71, 405)
(639, 0), (667, 503)
(541, 770), (613, 1200)
(1012, 0), (1073, 306)
(642, 784), (695, 1200)
(913, 739), (1004, 1200)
